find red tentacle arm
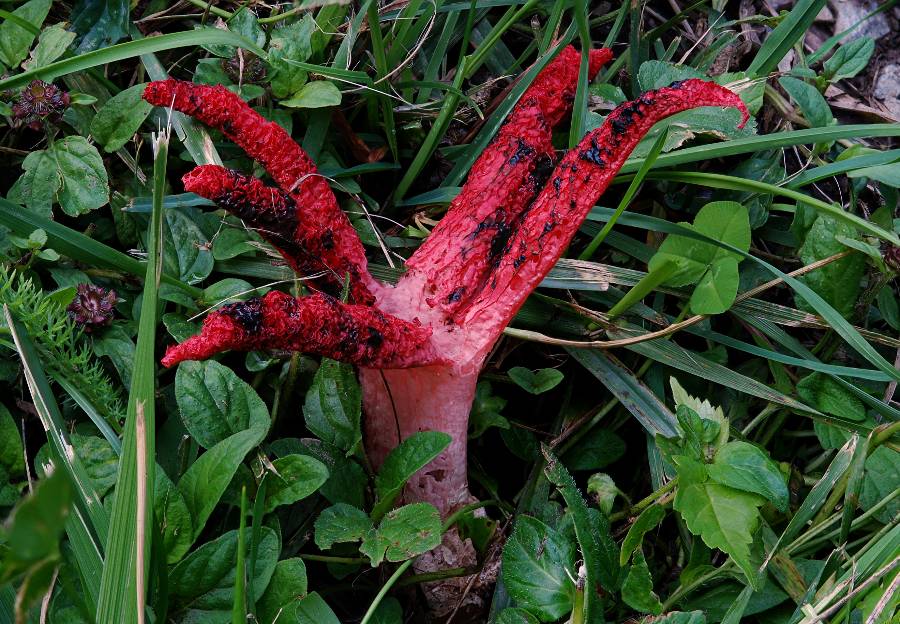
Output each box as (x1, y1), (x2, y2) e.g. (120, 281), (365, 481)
(143, 80), (378, 304)
(161, 291), (441, 369)
(402, 47), (612, 317)
(461, 79), (749, 338)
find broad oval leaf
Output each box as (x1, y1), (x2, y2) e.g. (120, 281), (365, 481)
(90, 82), (153, 152)
(372, 430), (451, 518)
(264, 454), (329, 513)
(707, 441), (789, 513)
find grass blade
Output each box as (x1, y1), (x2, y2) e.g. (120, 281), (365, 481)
(747, 0), (826, 76)
(96, 130), (167, 624)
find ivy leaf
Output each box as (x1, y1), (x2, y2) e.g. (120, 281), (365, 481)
(264, 454), (329, 513)
(314, 503), (373, 550)
(501, 515), (577, 621)
(90, 82), (153, 152)
(508, 366), (564, 395)
(674, 481), (765, 588)
(372, 430), (451, 519)
(707, 441), (789, 512)
(622, 548), (663, 614)
(360, 503), (441, 567)
(303, 359), (363, 454)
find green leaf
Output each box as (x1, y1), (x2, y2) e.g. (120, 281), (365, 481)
(177, 426), (268, 542)
(501, 515), (577, 621)
(638, 60), (704, 90)
(859, 447), (900, 524)
(369, 597), (403, 624)
(507, 366), (564, 395)
(314, 503), (373, 550)
(562, 428), (625, 471)
(200, 278), (254, 308)
(648, 201), (750, 314)
(163, 208), (214, 284)
(823, 37), (874, 80)
(0, 469), (71, 577)
(70, 434), (118, 498)
(90, 82), (153, 152)
(294, 592), (340, 624)
(674, 480), (765, 588)
(848, 163), (900, 186)
(256, 558), (308, 624)
(267, 17), (314, 98)
(169, 526), (278, 621)
(360, 503), (442, 567)
(202, 7), (265, 58)
(281, 80), (342, 108)
(303, 358), (362, 454)
(797, 373), (867, 421)
(496, 608), (540, 624)
(8, 150), (64, 218)
(0, 0), (51, 68)
(470, 381), (508, 438)
(264, 454), (329, 513)
(70, 0), (128, 52)
(23, 23), (75, 70)
(620, 504), (666, 566)
(176, 360), (270, 448)
(622, 548), (663, 614)
(372, 430), (451, 519)
(93, 324), (135, 387)
(778, 77), (833, 128)
(154, 468), (193, 564)
(53, 136), (109, 216)
(747, 0), (826, 76)
(796, 215), (865, 318)
(707, 441), (789, 512)
(276, 438), (367, 508)
(641, 612), (706, 624)
(0, 403), (25, 482)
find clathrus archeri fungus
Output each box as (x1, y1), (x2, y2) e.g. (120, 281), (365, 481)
(145, 44), (748, 592)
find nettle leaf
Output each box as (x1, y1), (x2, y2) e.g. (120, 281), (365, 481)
(264, 454), (329, 513)
(823, 37), (874, 80)
(9, 137), (109, 217)
(268, 16), (315, 98)
(508, 366), (564, 395)
(256, 558), (308, 624)
(0, 0), (51, 68)
(622, 548), (663, 615)
(314, 503), (372, 550)
(707, 441), (789, 512)
(176, 360), (270, 448)
(90, 82), (153, 152)
(674, 479), (765, 588)
(372, 430), (451, 518)
(620, 504), (666, 566)
(360, 503), (442, 567)
(670, 378), (728, 448)
(303, 358), (363, 454)
(778, 77), (834, 128)
(501, 515), (577, 621)
(648, 201), (750, 314)
(169, 526), (278, 621)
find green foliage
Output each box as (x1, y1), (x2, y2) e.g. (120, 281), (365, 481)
(508, 366), (564, 395)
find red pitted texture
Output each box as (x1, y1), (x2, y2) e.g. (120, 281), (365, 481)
(143, 80), (376, 304)
(404, 46), (613, 316)
(462, 79), (749, 333)
(161, 291), (440, 369)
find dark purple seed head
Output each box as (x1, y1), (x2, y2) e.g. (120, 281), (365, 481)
(67, 284), (117, 332)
